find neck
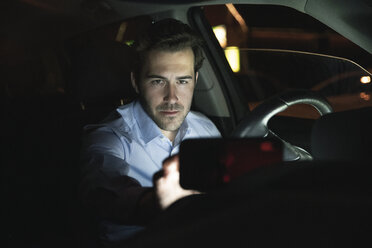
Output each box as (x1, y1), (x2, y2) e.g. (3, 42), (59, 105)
(161, 129), (178, 142)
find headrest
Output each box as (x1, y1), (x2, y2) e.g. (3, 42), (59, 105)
(311, 107), (372, 161)
(70, 40), (137, 106)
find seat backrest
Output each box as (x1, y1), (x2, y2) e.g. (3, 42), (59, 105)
(68, 40), (137, 124)
(311, 107), (372, 161)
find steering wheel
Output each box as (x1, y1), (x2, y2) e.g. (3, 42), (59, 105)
(232, 89), (333, 161)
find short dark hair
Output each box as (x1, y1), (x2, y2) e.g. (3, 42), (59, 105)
(133, 18), (204, 79)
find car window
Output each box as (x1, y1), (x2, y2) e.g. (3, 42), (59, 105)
(203, 4), (372, 118)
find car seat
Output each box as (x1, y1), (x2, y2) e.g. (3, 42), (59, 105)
(311, 106), (372, 161)
(69, 39), (137, 125)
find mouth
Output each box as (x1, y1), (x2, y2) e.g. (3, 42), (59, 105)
(160, 110), (179, 117)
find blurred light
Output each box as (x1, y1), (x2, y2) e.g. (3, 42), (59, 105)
(225, 4), (249, 33)
(360, 92), (370, 101)
(115, 22), (127, 42)
(224, 46), (240, 73)
(260, 141), (273, 152)
(223, 174), (231, 183)
(125, 40), (135, 46)
(360, 76), (371, 84)
(80, 102), (86, 111)
(212, 25), (227, 48)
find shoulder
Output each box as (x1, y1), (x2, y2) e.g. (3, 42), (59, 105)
(84, 102), (135, 134)
(186, 111), (221, 137)
(81, 103), (137, 159)
(82, 102), (137, 152)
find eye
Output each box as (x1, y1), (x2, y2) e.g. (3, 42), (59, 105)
(151, 79), (165, 86)
(178, 80), (189, 85)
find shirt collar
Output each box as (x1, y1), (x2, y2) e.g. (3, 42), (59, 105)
(133, 100), (191, 145)
(173, 116), (191, 147)
(133, 100), (163, 144)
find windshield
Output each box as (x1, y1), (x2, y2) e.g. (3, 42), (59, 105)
(237, 48), (372, 116)
(204, 4), (372, 118)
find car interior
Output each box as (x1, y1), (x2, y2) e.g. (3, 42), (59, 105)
(2, 0), (372, 247)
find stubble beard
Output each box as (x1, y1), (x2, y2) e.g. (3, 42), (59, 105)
(140, 97), (190, 132)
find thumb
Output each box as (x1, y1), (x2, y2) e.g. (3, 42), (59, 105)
(162, 154), (180, 177)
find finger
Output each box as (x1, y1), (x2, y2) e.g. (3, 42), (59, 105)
(162, 154), (179, 176)
(152, 169), (164, 184)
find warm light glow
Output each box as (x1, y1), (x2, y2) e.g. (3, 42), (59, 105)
(360, 76), (371, 84)
(225, 4), (248, 33)
(360, 92), (371, 101)
(224, 46), (240, 72)
(212, 25), (227, 48)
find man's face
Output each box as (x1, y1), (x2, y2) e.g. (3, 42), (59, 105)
(132, 48), (198, 136)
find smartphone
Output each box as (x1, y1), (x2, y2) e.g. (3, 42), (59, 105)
(179, 138), (283, 192)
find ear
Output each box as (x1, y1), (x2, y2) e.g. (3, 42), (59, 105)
(131, 72), (139, 94)
(195, 71), (199, 85)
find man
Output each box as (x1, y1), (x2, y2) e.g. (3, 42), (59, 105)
(79, 18), (221, 243)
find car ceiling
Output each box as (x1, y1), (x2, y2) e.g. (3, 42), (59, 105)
(1, 0), (372, 54)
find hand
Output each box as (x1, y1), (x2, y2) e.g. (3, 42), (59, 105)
(154, 155), (199, 210)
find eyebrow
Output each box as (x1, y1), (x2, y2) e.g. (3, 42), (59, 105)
(146, 74), (193, 80)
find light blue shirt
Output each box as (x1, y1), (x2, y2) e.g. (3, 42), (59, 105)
(81, 100), (221, 190)
(80, 100), (221, 242)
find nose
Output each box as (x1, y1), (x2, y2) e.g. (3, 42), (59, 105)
(163, 83), (178, 103)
